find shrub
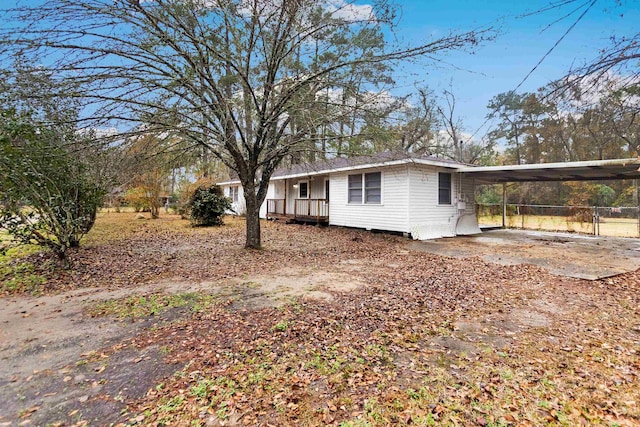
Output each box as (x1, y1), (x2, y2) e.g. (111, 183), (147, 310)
(176, 177), (214, 219)
(188, 184), (232, 226)
(123, 186), (152, 212)
(0, 108), (105, 261)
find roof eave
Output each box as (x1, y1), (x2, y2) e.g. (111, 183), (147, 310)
(270, 158), (461, 181)
(458, 158), (640, 173)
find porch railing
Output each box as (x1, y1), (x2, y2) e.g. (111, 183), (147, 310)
(266, 198), (329, 221)
(267, 198), (286, 216)
(294, 198), (329, 220)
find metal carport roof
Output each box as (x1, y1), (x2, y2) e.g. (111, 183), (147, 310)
(458, 158), (640, 184)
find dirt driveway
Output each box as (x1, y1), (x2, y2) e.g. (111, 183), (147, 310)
(0, 261), (367, 426)
(408, 228), (640, 280)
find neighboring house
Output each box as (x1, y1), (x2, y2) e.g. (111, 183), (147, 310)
(218, 152), (480, 240)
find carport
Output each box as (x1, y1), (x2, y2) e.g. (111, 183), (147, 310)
(458, 157), (640, 231)
(419, 157), (640, 279)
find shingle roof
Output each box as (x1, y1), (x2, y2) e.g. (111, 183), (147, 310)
(217, 151), (464, 184)
(270, 151), (464, 179)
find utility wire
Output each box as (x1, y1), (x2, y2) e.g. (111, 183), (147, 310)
(513, 0), (596, 94)
(463, 0), (597, 145)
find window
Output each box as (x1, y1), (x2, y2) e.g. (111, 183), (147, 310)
(229, 186), (239, 203)
(348, 172), (381, 204)
(348, 174), (363, 203)
(325, 179), (330, 202)
(438, 172), (451, 205)
(298, 181), (309, 198)
(364, 172), (381, 204)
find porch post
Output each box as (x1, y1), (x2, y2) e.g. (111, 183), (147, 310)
(502, 183), (507, 229)
(283, 179), (287, 216)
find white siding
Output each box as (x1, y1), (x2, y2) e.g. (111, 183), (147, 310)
(285, 180), (295, 215)
(219, 184), (245, 215)
(273, 181), (286, 199)
(329, 165), (409, 233)
(407, 165), (476, 239)
(260, 182), (275, 218)
(220, 183), (271, 218)
(309, 177), (327, 199)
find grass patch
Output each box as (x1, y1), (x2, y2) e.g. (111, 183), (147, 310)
(0, 240), (47, 295)
(84, 211), (246, 246)
(86, 292), (217, 319)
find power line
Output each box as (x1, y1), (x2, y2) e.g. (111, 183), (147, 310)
(513, 0), (596, 94)
(464, 0), (597, 145)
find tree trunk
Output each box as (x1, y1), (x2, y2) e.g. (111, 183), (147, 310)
(244, 189), (261, 249)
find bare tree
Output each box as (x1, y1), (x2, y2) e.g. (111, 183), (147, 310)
(570, 34), (640, 96)
(437, 87), (465, 161)
(396, 87), (438, 154)
(1, 0), (491, 248)
(532, 0), (639, 105)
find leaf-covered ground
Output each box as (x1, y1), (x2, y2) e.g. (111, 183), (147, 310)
(2, 213), (639, 426)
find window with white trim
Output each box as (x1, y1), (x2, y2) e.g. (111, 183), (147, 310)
(298, 181), (309, 198)
(438, 172), (451, 205)
(229, 185), (239, 203)
(348, 172), (381, 204)
(348, 174), (362, 203)
(364, 172), (381, 204)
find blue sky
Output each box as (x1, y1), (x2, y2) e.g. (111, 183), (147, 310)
(387, 0), (639, 139)
(2, 0), (637, 142)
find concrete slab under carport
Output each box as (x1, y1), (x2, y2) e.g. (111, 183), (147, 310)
(407, 229), (640, 280)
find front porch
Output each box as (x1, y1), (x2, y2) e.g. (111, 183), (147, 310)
(267, 198), (329, 224)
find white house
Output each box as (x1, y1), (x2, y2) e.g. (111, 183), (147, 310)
(218, 153), (640, 240)
(218, 153), (480, 240)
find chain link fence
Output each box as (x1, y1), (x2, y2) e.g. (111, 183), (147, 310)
(478, 204), (640, 238)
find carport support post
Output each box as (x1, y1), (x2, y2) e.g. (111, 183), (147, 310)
(502, 183), (507, 228)
(636, 179), (639, 237)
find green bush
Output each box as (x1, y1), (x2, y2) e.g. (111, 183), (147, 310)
(0, 108), (105, 261)
(188, 185), (232, 226)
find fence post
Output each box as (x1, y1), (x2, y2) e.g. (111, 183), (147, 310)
(502, 184), (507, 228)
